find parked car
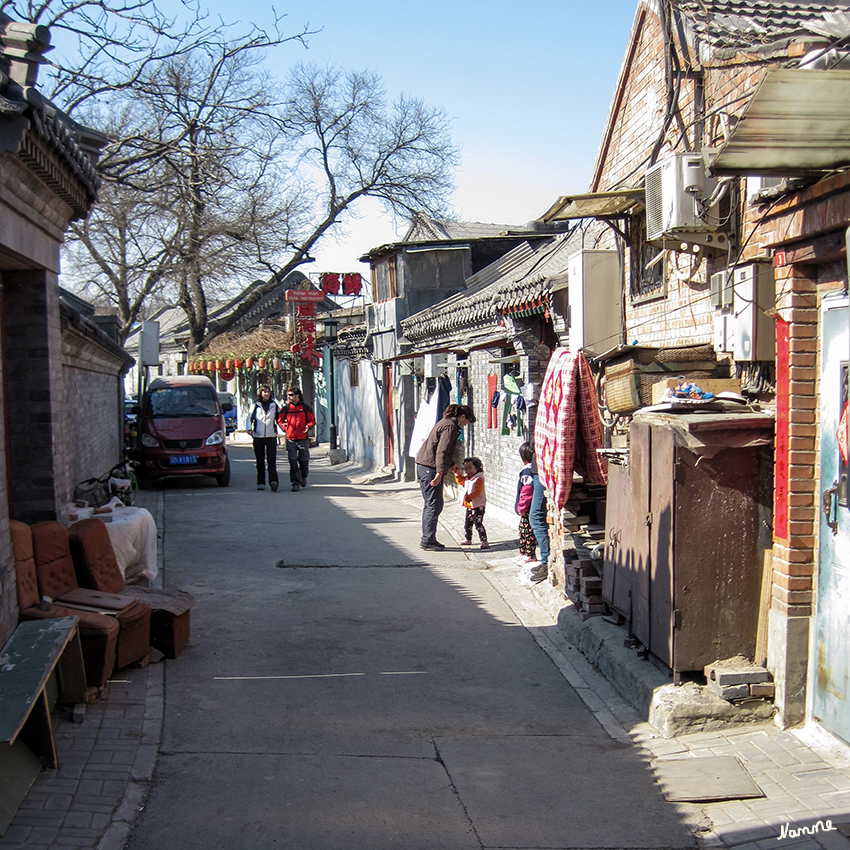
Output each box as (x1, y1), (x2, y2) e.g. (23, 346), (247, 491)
(124, 396), (138, 451)
(217, 392), (238, 435)
(136, 376), (230, 487)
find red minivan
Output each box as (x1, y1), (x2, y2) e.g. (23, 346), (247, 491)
(136, 375), (230, 487)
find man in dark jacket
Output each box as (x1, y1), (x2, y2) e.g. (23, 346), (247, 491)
(415, 403), (475, 550)
(278, 386), (316, 491)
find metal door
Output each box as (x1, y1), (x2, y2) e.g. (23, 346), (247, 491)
(815, 298), (850, 745)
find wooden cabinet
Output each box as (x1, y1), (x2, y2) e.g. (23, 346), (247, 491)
(602, 413), (774, 674)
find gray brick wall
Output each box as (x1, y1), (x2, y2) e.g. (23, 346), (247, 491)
(0, 308), (15, 633)
(453, 337), (552, 519)
(61, 356), (123, 494)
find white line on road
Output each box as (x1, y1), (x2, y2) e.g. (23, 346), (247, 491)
(214, 673), (366, 681)
(213, 671), (430, 680)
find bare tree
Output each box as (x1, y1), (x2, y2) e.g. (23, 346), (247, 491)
(65, 27), (311, 345)
(0, 0), (303, 115)
(203, 63), (460, 344)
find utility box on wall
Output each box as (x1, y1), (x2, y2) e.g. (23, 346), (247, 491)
(733, 263), (775, 362)
(139, 321), (160, 367)
(567, 250), (621, 356)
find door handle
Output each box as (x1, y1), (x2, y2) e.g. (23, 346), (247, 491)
(823, 480), (839, 535)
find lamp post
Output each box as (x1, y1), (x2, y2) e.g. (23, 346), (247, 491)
(323, 317), (339, 450)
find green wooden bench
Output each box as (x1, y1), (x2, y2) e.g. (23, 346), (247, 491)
(0, 617), (87, 836)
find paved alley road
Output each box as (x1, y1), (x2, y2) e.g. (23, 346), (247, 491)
(124, 446), (696, 850)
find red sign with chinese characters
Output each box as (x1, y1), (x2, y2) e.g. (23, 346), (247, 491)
(774, 317), (790, 540)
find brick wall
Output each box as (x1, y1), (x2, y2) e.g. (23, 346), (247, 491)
(0, 291), (14, 633)
(61, 328), (125, 499)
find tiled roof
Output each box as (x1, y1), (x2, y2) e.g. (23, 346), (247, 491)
(675, 1), (850, 51)
(0, 18), (102, 214)
(333, 323), (369, 361)
(400, 230), (582, 354)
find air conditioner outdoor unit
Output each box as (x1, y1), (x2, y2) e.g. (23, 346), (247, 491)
(645, 153), (719, 241)
(709, 270), (734, 309)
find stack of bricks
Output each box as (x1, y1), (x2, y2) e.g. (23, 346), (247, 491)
(704, 656), (776, 702)
(548, 475), (607, 594)
(563, 558), (606, 620)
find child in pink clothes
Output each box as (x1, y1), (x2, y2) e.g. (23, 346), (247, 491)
(452, 457), (489, 549)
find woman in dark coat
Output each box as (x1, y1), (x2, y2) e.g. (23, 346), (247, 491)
(414, 403), (475, 551)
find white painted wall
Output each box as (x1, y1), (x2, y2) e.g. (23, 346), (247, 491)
(336, 358), (385, 468)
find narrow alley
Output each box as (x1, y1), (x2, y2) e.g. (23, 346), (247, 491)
(6, 447), (850, 850)
(122, 447), (694, 849)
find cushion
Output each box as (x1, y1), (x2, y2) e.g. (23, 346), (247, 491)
(10, 520), (39, 610)
(31, 521), (80, 599)
(68, 518), (126, 595)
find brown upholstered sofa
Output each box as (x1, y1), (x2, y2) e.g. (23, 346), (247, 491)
(30, 521), (151, 670)
(10, 520), (119, 688)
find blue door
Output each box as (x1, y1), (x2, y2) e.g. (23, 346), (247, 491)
(815, 297), (850, 744)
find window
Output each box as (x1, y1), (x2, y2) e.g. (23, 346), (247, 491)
(372, 255), (400, 302)
(349, 361), (360, 388)
(630, 217), (666, 303)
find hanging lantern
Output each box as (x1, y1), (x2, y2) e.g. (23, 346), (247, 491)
(258, 356), (267, 369)
(207, 360), (215, 371)
(225, 358), (235, 370)
(246, 356), (254, 369)
(234, 358), (244, 369)
(273, 357), (282, 370)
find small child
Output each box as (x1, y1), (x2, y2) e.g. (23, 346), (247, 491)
(452, 457), (489, 549)
(515, 443), (539, 566)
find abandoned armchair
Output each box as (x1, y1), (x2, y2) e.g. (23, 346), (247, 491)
(68, 518), (195, 659)
(10, 520), (118, 688)
(30, 521), (151, 671)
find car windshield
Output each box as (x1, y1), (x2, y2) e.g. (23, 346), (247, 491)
(147, 386), (219, 417)
(218, 393), (236, 411)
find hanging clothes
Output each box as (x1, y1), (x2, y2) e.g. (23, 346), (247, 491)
(487, 374), (499, 429)
(435, 374), (452, 421)
(533, 348), (607, 509)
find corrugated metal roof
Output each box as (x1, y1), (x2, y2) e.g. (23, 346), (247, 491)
(540, 189), (645, 222)
(675, 1), (850, 51)
(710, 68), (850, 174)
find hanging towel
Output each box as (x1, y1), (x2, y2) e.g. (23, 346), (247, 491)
(501, 394), (512, 435)
(488, 374), (499, 428)
(533, 348), (607, 509)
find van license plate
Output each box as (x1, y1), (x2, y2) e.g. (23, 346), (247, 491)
(170, 455), (197, 465)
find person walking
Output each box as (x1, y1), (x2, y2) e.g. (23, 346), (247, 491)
(452, 456), (489, 549)
(247, 384), (280, 491)
(415, 403), (475, 551)
(278, 386), (316, 491)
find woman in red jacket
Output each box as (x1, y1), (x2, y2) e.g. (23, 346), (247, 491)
(277, 386), (316, 491)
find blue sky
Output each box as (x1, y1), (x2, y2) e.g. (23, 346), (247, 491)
(201, 2), (638, 274)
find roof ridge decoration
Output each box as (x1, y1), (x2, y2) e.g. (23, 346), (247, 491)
(0, 13), (102, 215)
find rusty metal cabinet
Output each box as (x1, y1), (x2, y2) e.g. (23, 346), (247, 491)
(603, 413), (774, 674)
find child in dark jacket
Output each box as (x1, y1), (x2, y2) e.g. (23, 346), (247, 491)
(515, 442), (539, 566)
(452, 457), (488, 549)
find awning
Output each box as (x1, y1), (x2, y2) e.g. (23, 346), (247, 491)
(540, 189), (645, 222)
(710, 68), (850, 176)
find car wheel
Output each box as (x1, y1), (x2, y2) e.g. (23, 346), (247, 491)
(216, 455), (231, 487)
